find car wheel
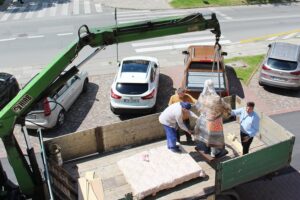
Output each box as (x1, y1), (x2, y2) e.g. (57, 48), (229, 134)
(110, 104), (120, 115)
(56, 110), (65, 127)
(82, 78), (89, 93)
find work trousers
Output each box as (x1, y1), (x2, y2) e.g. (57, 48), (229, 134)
(163, 125), (178, 149)
(240, 131), (254, 155)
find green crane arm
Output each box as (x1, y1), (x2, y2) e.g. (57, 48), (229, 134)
(0, 13), (220, 198)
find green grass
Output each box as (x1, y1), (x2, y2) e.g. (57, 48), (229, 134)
(225, 55), (265, 85)
(170, 0), (298, 8)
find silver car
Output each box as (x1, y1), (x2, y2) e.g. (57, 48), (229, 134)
(259, 42), (300, 89)
(25, 71), (89, 129)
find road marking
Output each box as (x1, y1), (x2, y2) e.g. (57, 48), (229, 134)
(117, 13), (187, 24)
(209, 8), (232, 20)
(25, 3), (39, 19)
(282, 32), (297, 39)
(84, 1), (91, 14)
(73, 0), (80, 15)
(117, 12), (186, 21)
(240, 29), (300, 43)
(117, 9), (187, 17)
(57, 32), (73, 36)
(13, 6), (27, 20)
(49, 2), (57, 17)
(132, 35), (225, 47)
(95, 3), (102, 13)
(61, 2), (69, 16)
(114, 10), (151, 15)
(0, 38), (16, 42)
(27, 35), (45, 39)
(37, 3), (48, 18)
(135, 40), (231, 53)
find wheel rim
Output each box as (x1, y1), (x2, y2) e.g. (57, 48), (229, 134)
(58, 112), (64, 126)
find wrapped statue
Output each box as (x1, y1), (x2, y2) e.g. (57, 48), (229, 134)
(194, 79), (231, 158)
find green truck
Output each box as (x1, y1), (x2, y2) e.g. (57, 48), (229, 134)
(43, 95), (295, 200)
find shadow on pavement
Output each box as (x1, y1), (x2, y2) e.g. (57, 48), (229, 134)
(225, 65), (245, 98)
(42, 82), (99, 138)
(262, 85), (300, 97)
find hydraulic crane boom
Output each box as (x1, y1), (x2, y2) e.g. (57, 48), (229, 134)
(0, 13), (220, 199)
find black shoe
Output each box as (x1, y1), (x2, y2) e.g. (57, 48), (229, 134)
(170, 148), (182, 153)
(215, 149), (229, 158)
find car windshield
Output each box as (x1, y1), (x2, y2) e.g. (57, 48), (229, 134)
(267, 58), (298, 70)
(189, 62), (222, 70)
(116, 83), (148, 95)
(121, 60), (150, 73)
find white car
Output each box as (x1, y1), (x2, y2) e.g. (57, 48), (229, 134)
(25, 71), (89, 129)
(110, 56), (160, 114)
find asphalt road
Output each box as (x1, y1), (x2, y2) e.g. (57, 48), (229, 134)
(1, 4), (300, 74)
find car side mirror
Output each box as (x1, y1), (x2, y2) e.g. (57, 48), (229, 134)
(117, 62), (121, 67)
(221, 52), (228, 56)
(182, 50), (189, 55)
(268, 44), (271, 48)
(154, 64), (158, 68)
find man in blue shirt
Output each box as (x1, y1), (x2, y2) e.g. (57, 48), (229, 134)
(231, 102), (260, 155)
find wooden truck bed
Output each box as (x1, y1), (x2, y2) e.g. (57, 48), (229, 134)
(63, 121), (266, 200)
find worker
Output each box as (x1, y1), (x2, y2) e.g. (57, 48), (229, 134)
(168, 87), (197, 143)
(194, 79), (231, 158)
(159, 102), (198, 153)
(231, 101), (260, 155)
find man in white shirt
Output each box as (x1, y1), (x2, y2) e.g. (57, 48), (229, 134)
(159, 102), (198, 153)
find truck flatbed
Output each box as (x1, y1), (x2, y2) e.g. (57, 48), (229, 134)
(63, 121), (265, 200)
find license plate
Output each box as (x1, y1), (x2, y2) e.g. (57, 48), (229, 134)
(123, 98), (139, 103)
(272, 76), (286, 82)
(27, 115), (36, 119)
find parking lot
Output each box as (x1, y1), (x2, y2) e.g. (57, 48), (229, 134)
(2, 63), (300, 158)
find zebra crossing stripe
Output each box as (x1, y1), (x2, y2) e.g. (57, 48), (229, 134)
(84, 1), (91, 14)
(117, 12), (187, 22)
(13, 6), (27, 20)
(135, 40), (231, 53)
(61, 2), (69, 16)
(95, 3), (102, 13)
(49, 3), (57, 17)
(73, 0), (80, 15)
(25, 4), (38, 19)
(132, 35), (224, 47)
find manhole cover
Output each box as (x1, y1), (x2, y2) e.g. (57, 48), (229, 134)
(18, 33), (28, 37)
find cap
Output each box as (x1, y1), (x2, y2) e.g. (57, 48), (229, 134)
(180, 102), (191, 110)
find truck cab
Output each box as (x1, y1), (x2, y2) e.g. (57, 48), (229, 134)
(181, 45), (229, 98)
